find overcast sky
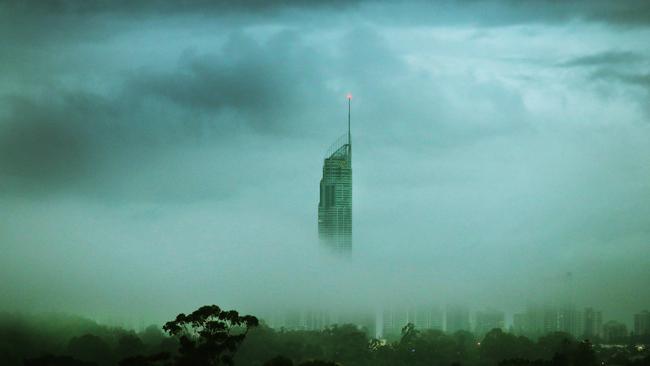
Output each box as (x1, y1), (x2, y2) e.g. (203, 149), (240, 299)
(1, 0), (649, 327)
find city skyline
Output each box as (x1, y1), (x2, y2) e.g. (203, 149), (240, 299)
(258, 302), (648, 342)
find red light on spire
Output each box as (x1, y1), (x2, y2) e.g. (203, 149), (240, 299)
(347, 93), (352, 100)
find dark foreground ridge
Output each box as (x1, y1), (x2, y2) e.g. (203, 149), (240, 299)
(3, 305), (649, 366)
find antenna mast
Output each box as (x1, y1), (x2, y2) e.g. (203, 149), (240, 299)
(347, 93), (352, 147)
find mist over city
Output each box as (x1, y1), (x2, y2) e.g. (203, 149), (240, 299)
(1, 1), (650, 366)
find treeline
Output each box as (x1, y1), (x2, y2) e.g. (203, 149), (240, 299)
(1, 309), (649, 366)
(0, 312), (176, 365)
(237, 323), (650, 366)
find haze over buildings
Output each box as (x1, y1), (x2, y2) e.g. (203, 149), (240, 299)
(318, 95), (353, 254)
(1, 1), (650, 328)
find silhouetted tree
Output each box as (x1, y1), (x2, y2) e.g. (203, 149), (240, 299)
(571, 340), (596, 366)
(163, 305), (258, 366)
(498, 358), (535, 366)
(139, 325), (167, 353)
(66, 334), (113, 366)
(298, 361), (339, 366)
(537, 332), (574, 360)
(118, 352), (172, 366)
(116, 333), (146, 360)
(321, 324), (369, 364)
(234, 323), (284, 365)
(452, 330), (479, 364)
(23, 354), (96, 366)
(395, 323), (420, 364)
(263, 355), (294, 366)
(0, 310), (644, 366)
(400, 323), (419, 345)
(481, 328), (535, 362)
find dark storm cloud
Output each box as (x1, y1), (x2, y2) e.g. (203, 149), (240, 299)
(382, 0), (650, 26)
(0, 0), (356, 45)
(0, 28), (342, 198)
(500, 0), (650, 27)
(0, 1), (322, 46)
(0, 92), (114, 184)
(360, 0), (650, 28)
(589, 69), (650, 113)
(0, 29), (332, 182)
(615, 72), (650, 90)
(558, 51), (646, 67)
(129, 31), (329, 132)
(0, 0), (357, 15)
(0, 87), (168, 193)
(590, 69), (650, 91)
(0, 23), (556, 196)
(0, 85), (222, 195)
(2, 0), (650, 33)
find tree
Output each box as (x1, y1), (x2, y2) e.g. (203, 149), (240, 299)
(139, 325), (166, 348)
(571, 340), (596, 366)
(481, 328), (535, 362)
(116, 333), (146, 360)
(321, 324), (369, 364)
(24, 354), (96, 366)
(66, 334), (113, 366)
(162, 305), (258, 366)
(537, 332), (575, 360)
(451, 330), (478, 364)
(298, 361), (339, 366)
(395, 323), (419, 365)
(399, 323), (419, 346)
(118, 352), (172, 366)
(264, 355), (294, 366)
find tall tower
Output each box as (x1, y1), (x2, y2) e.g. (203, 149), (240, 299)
(318, 94), (353, 254)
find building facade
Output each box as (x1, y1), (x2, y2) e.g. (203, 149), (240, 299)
(583, 307), (602, 339)
(557, 305), (581, 336)
(475, 309), (505, 336)
(634, 310), (650, 336)
(512, 305), (570, 338)
(318, 97), (352, 253)
(446, 305), (471, 333)
(602, 321), (628, 343)
(378, 304), (443, 339)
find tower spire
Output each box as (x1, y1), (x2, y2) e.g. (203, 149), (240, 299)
(347, 93), (352, 148)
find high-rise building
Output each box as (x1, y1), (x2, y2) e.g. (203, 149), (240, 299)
(270, 308), (332, 331)
(558, 305), (581, 336)
(412, 305), (444, 332)
(602, 321), (628, 343)
(634, 310), (650, 336)
(378, 304), (443, 339)
(381, 306), (409, 338)
(446, 305), (470, 333)
(582, 307), (602, 339)
(512, 313), (526, 335)
(526, 305), (559, 336)
(513, 305), (574, 338)
(318, 95), (352, 253)
(475, 309), (505, 336)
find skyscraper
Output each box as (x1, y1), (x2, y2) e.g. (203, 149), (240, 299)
(634, 310), (650, 337)
(446, 304), (470, 333)
(558, 305), (581, 336)
(583, 307), (602, 339)
(602, 321), (628, 343)
(378, 304), (443, 338)
(512, 305), (562, 338)
(318, 95), (352, 253)
(475, 309), (505, 336)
